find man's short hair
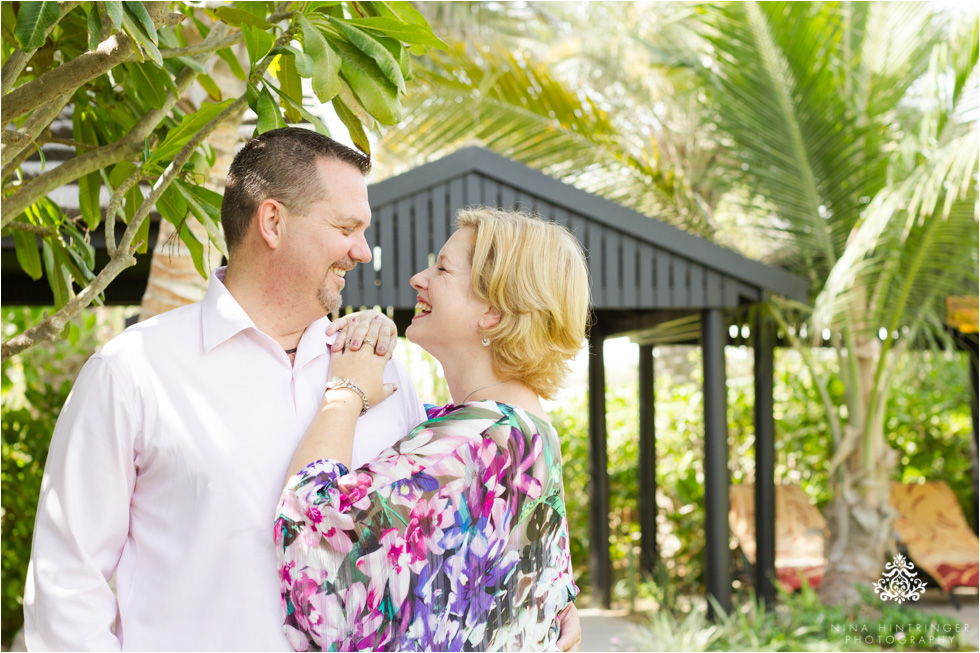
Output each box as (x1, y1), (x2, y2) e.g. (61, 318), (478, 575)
(221, 128), (371, 252)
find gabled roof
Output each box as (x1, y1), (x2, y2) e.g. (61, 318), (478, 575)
(345, 147), (807, 312)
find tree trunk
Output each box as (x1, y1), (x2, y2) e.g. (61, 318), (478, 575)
(138, 43), (246, 321)
(819, 335), (900, 605)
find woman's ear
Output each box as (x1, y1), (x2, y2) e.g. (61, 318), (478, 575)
(479, 307), (501, 330)
(256, 199), (283, 249)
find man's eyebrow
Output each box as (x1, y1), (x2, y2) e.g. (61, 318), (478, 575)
(335, 216), (367, 228)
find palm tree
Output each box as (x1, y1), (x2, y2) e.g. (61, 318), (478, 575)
(682, 1), (978, 601)
(379, 0), (979, 604)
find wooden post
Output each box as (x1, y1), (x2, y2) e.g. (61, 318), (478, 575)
(638, 344), (658, 578)
(702, 308), (732, 617)
(753, 311), (777, 606)
(588, 327), (612, 608)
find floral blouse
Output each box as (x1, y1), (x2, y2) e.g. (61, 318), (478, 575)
(275, 401), (578, 652)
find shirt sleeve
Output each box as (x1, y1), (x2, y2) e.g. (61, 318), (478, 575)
(274, 406), (575, 651)
(24, 357), (139, 651)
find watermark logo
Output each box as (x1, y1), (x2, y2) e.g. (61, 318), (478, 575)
(872, 553), (927, 603)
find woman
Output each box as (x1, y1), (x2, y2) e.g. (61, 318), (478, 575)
(275, 208), (590, 651)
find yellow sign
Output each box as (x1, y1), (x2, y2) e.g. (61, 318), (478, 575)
(946, 296), (979, 334)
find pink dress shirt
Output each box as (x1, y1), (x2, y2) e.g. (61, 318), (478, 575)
(24, 269), (426, 651)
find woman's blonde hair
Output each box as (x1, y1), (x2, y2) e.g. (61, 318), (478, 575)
(456, 208), (591, 399)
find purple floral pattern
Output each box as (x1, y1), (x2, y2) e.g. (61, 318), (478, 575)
(275, 401), (577, 651)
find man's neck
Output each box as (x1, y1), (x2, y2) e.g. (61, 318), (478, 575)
(222, 263), (318, 350)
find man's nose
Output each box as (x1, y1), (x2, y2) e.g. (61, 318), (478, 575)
(351, 233), (371, 264)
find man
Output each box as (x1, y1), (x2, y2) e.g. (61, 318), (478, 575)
(24, 128), (580, 651)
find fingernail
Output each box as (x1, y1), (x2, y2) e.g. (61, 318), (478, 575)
(377, 346), (386, 354)
(351, 317), (358, 323)
(393, 385), (398, 391)
(373, 315), (381, 321)
(351, 340), (359, 348)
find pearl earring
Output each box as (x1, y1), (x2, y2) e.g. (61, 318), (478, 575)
(482, 336), (490, 347)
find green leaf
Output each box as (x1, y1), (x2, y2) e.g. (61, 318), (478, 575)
(149, 98), (234, 165)
(216, 47), (247, 80)
(176, 55), (206, 73)
(14, 1), (60, 51)
(327, 16), (405, 93)
(300, 14), (341, 102)
(266, 82), (332, 136)
(104, 1), (123, 30)
(255, 84), (284, 134)
(346, 16), (448, 49)
(72, 107), (103, 229)
(62, 222), (96, 270)
(157, 185), (188, 227)
(276, 54), (303, 122)
(376, 1), (429, 28)
(332, 96), (371, 154)
(86, 6), (103, 52)
(197, 73), (222, 101)
(123, 1), (157, 43)
(123, 62), (167, 109)
(42, 240), (70, 309)
(12, 230), (42, 281)
(333, 38), (403, 124)
(178, 220), (208, 278)
(214, 6), (272, 28)
(121, 11), (162, 66)
(281, 45), (315, 78)
(241, 23), (274, 68)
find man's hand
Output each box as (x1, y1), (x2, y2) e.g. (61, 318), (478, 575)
(557, 603), (582, 652)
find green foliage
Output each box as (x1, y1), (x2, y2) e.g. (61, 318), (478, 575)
(0, 306), (125, 648)
(552, 345), (974, 602)
(628, 584), (968, 652)
(1, 1), (445, 360)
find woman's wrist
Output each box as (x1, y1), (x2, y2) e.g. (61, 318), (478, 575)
(322, 387), (364, 414)
(325, 376), (369, 414)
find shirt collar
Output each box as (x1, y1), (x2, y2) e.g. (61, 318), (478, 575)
(201, 267), (334, 360)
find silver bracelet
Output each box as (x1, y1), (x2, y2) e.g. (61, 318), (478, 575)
(325, 377), (369, 415)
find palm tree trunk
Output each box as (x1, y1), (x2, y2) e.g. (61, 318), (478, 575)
(820, 336), (900, 604)
(138, 48), (246, 322)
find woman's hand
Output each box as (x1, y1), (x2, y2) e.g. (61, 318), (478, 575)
(326, 309), (398, 355)
(326, 315), (398, 410)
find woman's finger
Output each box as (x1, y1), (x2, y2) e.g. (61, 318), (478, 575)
(375, 320), (396, 355)
(344, 315), (375, 351)
(330, 322), (349, 352)
(359, 315), (385, 354)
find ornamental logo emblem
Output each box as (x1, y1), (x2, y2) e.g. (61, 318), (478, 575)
(872, 553), (927, 603)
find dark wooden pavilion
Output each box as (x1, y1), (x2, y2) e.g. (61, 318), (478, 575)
(346, 147), (810, 611)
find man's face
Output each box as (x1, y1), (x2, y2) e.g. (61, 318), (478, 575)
(283, 158), (372, 317)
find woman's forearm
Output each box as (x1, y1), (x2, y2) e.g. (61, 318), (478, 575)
(283, 393), (361, 484)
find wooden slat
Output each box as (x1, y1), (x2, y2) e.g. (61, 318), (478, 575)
(689, 264), (704, 307)
(484, 179), (500, 208)
(358, 208), (381, 307)
(640, 244), (655, 306)
(396, 198), (413, 305)
(670, 258), (687, 307)
(432, 182), (448, 260)
(449, 176), (465, 219)
(656, 252), (671, 307)
(553, 205), (571, 230)
(623, 237), (637, 307)
(500, 184), (515, 210)
(588, 225), (603, 305)
(604, 230), (620, 307)
(378, 203), (396, 306)
(515, 190), (532, 212)
(465, 173), (481, 206)
(706, 269), (723, 306)
(414, 191), (430, 279)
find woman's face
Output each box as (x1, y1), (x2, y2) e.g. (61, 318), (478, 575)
(406, 228), (489, 357)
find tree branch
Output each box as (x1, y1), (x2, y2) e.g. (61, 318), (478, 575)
(160, 34), (243, 59)
(104, 168), (144, 256)
(1, 89), (249, 363)
(2, 32), (136, 128)
(2, 129), (30, 146)
(0, 1), (83, 96)
(1, 24), (233, 227)
(0, 90), (71, 173)
(4, 221), (57, 237)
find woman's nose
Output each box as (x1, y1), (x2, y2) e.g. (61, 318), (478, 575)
(410, 270), (426, 291)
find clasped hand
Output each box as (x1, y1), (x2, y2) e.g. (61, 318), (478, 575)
(324, 310), (399, 409)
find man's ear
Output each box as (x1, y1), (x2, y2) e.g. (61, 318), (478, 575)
(479, 307), (501, 330)
(256, 199), (283, 250)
